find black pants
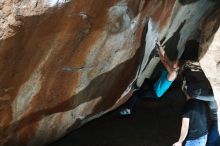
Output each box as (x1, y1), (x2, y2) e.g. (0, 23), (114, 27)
(126, 80), (158, 110)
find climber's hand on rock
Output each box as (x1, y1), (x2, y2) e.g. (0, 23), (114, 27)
(156, 41), (165, 57)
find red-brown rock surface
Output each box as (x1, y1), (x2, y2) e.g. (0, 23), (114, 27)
(0, 0), (219, 146)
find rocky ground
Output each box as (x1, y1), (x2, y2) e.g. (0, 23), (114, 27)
(48, 83), (186, 146)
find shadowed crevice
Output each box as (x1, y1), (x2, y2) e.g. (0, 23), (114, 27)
(163, 20), (186, 61)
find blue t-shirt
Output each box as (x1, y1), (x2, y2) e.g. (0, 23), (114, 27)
(153, 69), (173, 97)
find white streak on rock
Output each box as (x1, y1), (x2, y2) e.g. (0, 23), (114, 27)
(45, 0), (58, 7)
(45, 0), (70, 7)
(12, 69), (42, 120)
(28, 96), (103, 146)
(12, 37), (59, 120)
(163, 0), (214, 51)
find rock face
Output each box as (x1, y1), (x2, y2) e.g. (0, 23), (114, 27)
(200, 5), (220, 107)
(0, 0), (219, 146)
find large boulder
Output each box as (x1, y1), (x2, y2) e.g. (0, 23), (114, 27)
(0, 0), (219, 146)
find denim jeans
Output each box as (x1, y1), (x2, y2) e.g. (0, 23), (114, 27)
(185, 134), (207, 146)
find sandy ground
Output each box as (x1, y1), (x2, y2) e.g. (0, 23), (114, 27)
(48, 82), (186, 146)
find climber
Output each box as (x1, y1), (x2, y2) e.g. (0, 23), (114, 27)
(173, 82), (209, 146)
(119, 40), (179, 116)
